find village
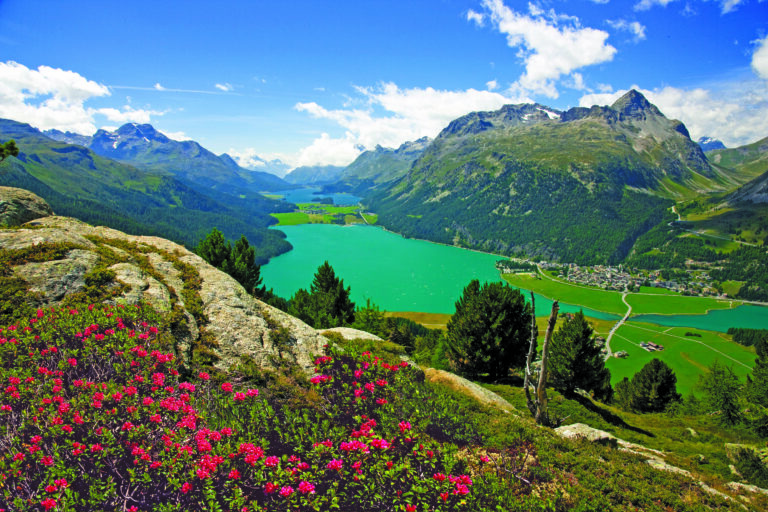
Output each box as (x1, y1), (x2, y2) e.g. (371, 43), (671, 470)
(498, 259), (725, 299)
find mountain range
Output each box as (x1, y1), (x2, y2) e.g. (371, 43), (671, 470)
(45, 123), (291, 195)
(364, 90), (762, 264)
(0, 119), (292, 262)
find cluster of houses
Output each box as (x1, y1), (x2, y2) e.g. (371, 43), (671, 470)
(640, 342), (665, 352)
(535, 262), (721, 298)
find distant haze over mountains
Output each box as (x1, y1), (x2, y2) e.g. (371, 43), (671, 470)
(697, 137), (727, 152)
(45, 123), (291, 195)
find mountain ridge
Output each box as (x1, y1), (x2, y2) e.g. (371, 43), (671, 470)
(365, 90), (731, 264)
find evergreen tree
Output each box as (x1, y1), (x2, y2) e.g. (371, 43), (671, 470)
(310, 261), (355, 327)
(196, 228), (231, 269)
(351, 299), (386, 338)
(548, 311), (612, 401)
(698, 361), (742, 425)
(746, 339), (768, 407)
(287, 262), (355, 329)
(0, 140), (19, 161)
(223, 235), (265, 297)
(445, 279), (531, 379)
(615, 359), (681, 413)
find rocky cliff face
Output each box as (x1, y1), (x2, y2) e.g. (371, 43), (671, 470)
(0, 186), (54, 227)
(0, 188), (328, 375)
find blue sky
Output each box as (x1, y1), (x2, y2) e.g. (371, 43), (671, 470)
(1, 0), (766, 170)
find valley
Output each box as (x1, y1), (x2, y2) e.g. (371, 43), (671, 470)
(260, 221), (766, 394)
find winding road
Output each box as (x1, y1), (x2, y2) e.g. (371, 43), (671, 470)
(604, 292), (632, 360)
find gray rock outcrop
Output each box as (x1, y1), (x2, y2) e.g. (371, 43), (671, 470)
(423, 368), (516, 413)
(0, 209), (329, 375)
(0, 186), (54, 227)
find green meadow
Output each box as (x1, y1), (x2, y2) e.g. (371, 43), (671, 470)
(599, 320), (755, 395)
(502, 273), (627, 314)
(503, 272), (741, 316)
(271, 203), (377, 226)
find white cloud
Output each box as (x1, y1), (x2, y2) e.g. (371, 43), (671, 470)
(590, 0), (611, 3)
(154, 83), (165, 91)
(215, 83), (233, 92)
(466, 9), (484, 25)
(607, 19), (646, 42)
(159, 130), (190, 141)
(228, 148), (266, 169)
(95, 106), (164, 124)
(579, 81), (768, 147)
(634, 0), (678, 11)
(291, 133), (364, 168)
(0, 61), (163, 134)
(719, 0), (745, 13)
(486, 79), (499, 91)
(752, 35), (768, 80)
(472, 0), (616, 98)
(289, 82), (528, 167)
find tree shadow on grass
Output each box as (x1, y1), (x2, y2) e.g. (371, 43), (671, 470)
(567, 393), (655, 438)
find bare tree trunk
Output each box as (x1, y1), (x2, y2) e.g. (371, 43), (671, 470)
(534, 300), (559, 426)
(524, 292), (538, 415)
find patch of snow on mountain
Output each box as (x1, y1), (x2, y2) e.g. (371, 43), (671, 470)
(537, 107), (560, 119)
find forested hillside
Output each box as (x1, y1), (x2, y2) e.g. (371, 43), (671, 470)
(0, 119), (291, 262)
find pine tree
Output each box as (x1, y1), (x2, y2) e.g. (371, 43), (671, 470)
(627, 358), (681, 413)
(0, 140), (19, 161)
(699, 361), (742, 425)
(196, 228), (231, 269)
(445, 279), (531, 379)
(746, 338), (768, 407)
(223, 236), (264, 297)
(288, 262), (355, 329)
(547, 311), (612, 401)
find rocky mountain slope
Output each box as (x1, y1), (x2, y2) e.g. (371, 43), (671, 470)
(366, 90), (744, 264)
(707, 136), (768, 186)
(0, 119), (292, 262)
(333, 137), (431, 194)
(0, 187), (326, 374)
(283, 164), (346, 185)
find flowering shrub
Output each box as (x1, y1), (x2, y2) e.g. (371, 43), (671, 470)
(0, 303), (544, 511)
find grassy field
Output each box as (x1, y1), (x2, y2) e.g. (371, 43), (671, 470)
(502, 273), (627, 315)
(271, 203), (376, 226)
(503, 272), (741, 316)
(603, 321), (755, 395)
(625, 293), (738, 315)
(386, 311), (452, 330)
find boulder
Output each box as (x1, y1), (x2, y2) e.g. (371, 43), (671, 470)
(0, 186), (54, 227)
(555, 423), (618, 447)
(1, 214), (329, 375)
(423, 368), (516, 413)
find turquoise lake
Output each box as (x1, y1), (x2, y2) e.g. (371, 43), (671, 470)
(261, 224), (768, 331)
(261, 224), (617, 319)
(272, 187), (361, 206)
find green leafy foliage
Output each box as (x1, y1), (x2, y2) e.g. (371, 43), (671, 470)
(288, 262), (355, 329)
(445, 280), (531, 379)
(547, 311), (612, 402)
(710, 245), (768, 301)
(0, 139), (19, 161)
(615, 358), (681, 413)
(698, 361), (742, 426)
(196, 229), (265, 297)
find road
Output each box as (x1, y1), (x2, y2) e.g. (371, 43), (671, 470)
(604, 292), (632, 360)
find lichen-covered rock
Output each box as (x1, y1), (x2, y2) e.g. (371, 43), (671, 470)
(0, 214), (328, 375)
(0, 186), (54, 227)
(14, 250), (99, 302)
(321, 327), (383, 341)
(555, 423), (619, 447)
(423, 368), (516, 413)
